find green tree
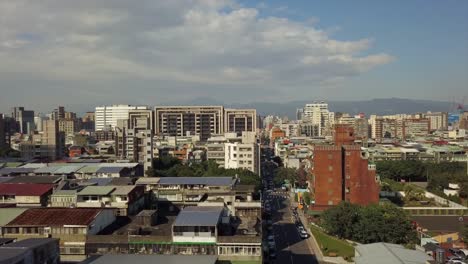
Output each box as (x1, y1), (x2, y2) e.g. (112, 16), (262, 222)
(274, 167), (296, 186)
(321, 202), (417, 245)
(321, 202), (361, 239)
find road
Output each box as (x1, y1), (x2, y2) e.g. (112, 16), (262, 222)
(267, 190), (319, 264)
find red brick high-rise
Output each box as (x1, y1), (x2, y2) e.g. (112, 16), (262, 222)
(312, 125), (379, 209)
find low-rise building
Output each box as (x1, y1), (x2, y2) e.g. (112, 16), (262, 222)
(2, 208), (116, 262)
(0, 183), (54, 207)
(354, 242), (432, 264)
(0, 238), (60, 264)
(76, 185), (144, 216)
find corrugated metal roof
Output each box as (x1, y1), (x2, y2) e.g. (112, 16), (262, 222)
(0, 208), (29, 226)
(77, 166), (100, 173)
(0, 183), (54, 196)
(96, 167), (124, 174)
(87, 178), (113, 186)
(135, 177), (160, 185)
(174, 206), (223, 227)
(33, 166), (60, 174)
(158, 177), (233, 186)
(0, 168), (35, 175)
(52, 190), (77, 196)
(6, 208), (105, 226)
(19, 163), (48, 169)
(53, 165), (83, 174)
(112, 186), (136, 195)
(355, 243), (432, 264)
(78, 186), (115, 196)
(5, 176), (62, 184)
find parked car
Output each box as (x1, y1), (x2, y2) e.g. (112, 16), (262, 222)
(299, 230), (309, 239)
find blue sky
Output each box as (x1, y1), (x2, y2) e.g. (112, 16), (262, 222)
(0, 0), (467, 113)
(245, 0), (468, 101)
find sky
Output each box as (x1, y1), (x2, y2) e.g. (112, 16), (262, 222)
(0, 0), (467, 113)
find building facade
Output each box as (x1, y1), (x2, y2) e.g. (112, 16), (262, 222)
(95, 105), (149, 131)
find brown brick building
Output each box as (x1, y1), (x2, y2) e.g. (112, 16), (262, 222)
(312, 125), (379, 209)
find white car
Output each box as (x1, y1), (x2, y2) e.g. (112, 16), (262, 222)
(297, 226), (305, 232)
(299, 230), (309, 239)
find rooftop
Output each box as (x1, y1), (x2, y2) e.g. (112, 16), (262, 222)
(0, 208), (29, 226)
(174, 206), (223, 227)
(6, 208), (105, 227)
(78, 186), (116, 196)
(355, 242), (432, 264)
(86, 254), (217, 264)
(0, 183), (54, 196)
(158, 177), (234, 186)
(412, 215), (468, 233)
(5, 176), (62, 184)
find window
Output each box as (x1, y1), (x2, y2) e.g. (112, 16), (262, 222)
(328, 165), (333, 171)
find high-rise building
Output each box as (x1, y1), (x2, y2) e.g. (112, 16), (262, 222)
(296, 108), (304, 120)
(373, 118), (397, 141)
(396, 118), (430, 140)
(337, 114), (369, 139)
(82, 112), (95, 131)
(115, 110), (154, 173)
(425, 112), (448, 131)
(312, 125), (379, 209)
(11, 107), (35, 134)
(42, 120), (65, 160)
(0, 114), (5, 148)
(155, 106), (224, 141)
(95, 105), (149, 131)
(51, 106), (65, 120)
(302, 102), (334, 136)
(224, 109), (257, 134)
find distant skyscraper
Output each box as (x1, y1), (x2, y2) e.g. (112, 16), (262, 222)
(302, 102), (334, 137)
(95, 105), (149, 131)
(11, 107), (35, 134)
(296, 108), (304, 120)
(0, 114), (5, 148)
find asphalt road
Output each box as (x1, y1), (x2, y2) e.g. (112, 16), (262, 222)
(267, 191), (319, 264)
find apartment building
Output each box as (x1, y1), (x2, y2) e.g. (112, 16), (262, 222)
(95, 105), (149, 131)
(224, 142), (260, 175)
(206, 132), (260, 175)
(302, 102), (334, 136)
(155, 106), (224, 141)
(115, 110), (154, 172)
(76, 185), (145, 216)
(425, 112), (448, 131)
(396, 118), (430, 140)
(224, 109), (257, 134)
(11, 107), (35, 134)
(155, 106), (257, 141)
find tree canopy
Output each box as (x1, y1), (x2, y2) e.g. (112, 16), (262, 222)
(146, 158), (261, 190)
(321, 202), (417, 245)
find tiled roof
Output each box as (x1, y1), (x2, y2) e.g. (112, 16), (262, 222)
(0, 183), (54, 196)
(6, 208), (104, 226)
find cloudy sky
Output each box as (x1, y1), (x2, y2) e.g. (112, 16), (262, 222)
(1, 0), (467, 113)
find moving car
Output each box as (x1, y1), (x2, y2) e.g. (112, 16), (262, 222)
(299, 230), (309, 239)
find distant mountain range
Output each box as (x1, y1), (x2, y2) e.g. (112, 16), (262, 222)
(69, 97), (464, 119)
(176, 97), (462, 118)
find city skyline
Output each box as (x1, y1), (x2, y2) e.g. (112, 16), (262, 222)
(1, 0), (467, 112)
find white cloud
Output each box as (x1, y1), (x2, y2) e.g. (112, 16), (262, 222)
(0, 0), (393, 107)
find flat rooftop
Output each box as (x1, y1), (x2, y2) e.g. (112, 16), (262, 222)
(86, 254), (218, 264)
(174, 206), (223, 227)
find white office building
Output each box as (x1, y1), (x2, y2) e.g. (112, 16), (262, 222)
(95, 105), (149, 131)
(302, 102), (334, 136)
